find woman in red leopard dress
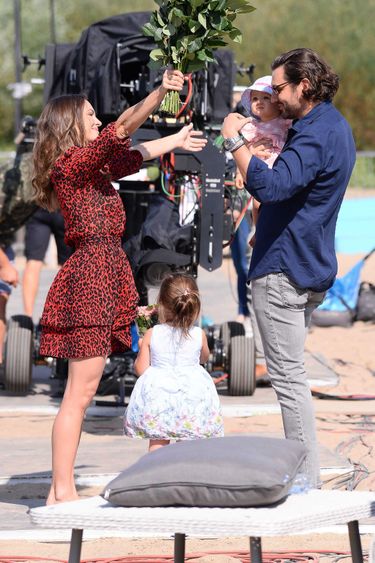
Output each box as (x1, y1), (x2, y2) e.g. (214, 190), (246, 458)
(32, 70), (207, 504)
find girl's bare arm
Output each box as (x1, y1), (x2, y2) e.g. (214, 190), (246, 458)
(134, 328), (152, 376)
(200, 330), (210, 364)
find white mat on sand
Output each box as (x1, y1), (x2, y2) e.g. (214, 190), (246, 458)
(30, 490), (375, 538)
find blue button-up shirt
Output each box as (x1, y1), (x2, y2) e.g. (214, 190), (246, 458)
(246, 101), (356, 292)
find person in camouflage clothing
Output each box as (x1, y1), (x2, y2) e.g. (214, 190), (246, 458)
(0, 117), (36, 362)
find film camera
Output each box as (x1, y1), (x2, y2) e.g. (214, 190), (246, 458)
(4, 12), (256, 399)
(43, 11), (240, 281)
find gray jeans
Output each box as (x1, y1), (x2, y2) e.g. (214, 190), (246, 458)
(251, 273), (325, 487)
(248, 290), (265, 365)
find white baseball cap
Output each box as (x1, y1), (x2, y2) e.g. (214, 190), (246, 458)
(241, 75), (273, 114)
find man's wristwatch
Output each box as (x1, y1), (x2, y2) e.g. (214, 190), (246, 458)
(223, 134), (245, 153)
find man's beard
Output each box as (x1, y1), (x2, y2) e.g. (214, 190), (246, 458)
(280, 102), (299, 120)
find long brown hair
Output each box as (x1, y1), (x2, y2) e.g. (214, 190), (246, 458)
(157, 274), (201, 336)
(32, 94), (87, 211)
(272, 48), (339, 102)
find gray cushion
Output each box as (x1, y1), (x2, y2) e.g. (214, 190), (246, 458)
(102, 436), (306, 508)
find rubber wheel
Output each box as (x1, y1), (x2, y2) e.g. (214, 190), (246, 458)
(4, 315), (34, 394)
(228, 334), (256, 396)
(220, 321), (245, 356)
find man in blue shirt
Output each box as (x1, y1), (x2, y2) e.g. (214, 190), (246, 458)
(222, 48), (356, 487)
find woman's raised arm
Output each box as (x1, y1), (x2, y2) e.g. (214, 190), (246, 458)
(115, 70), (185, 139)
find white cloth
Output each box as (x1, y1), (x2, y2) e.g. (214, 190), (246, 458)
(124, 324), (224, 440)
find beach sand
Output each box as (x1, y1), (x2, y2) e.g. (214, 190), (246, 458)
(0, 248), (374, 562)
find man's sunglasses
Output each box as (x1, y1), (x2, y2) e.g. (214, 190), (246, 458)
(271, 81), (292, 95)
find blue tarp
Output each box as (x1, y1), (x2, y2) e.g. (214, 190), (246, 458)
(318, 259), (364, 312)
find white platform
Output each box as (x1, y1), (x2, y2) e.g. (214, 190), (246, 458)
(29, 490), (375, 562)
(29, 490), (375, 536)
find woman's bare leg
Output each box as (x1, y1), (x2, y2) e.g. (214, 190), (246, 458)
(149, 439), (170, 452)
(47, 355), (106, 505)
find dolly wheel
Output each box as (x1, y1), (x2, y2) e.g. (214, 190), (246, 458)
(228, 334), (256, 396)
(4, 315), (34, 394)
(220, 321), (245, 357)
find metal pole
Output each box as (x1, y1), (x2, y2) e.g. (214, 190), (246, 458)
(250, 536), (263, 563)
(174, 533), (186, 563)
(49, 0), (57, 43)
(68, 529), (83, 563)
(348, 521), (364, 563)
(13, 0), (22, 135)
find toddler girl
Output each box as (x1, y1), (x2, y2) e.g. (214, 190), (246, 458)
(239, 75), (292, 239)
(240, 75), (291, 168)
(124, 273), (224, 451)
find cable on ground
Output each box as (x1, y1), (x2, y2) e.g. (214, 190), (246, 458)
(0, 549), (360, 563)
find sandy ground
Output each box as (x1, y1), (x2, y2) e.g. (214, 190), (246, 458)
(0, 245), (374, 560)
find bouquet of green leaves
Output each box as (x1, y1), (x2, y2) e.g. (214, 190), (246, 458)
(143, 0), (255, 115)
(136, 304), (159, 336)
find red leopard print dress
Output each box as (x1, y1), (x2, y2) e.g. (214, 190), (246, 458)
(39, 123), (143, 358)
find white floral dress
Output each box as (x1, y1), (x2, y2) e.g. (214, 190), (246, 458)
(124, 324), (224, 440)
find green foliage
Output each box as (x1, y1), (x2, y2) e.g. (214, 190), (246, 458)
(230, 0), (375, 150)
(146, 0), (255, 73)
(349, 155), (375, 189)
(0, 0), (155, 145)
(145, 0), (255, 113)
(0, 0), (375, 149)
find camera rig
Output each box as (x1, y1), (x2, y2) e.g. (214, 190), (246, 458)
(43, 11), (242, 282)
(3, 11), (257, 399)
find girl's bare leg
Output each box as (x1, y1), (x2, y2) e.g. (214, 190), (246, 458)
(46, 355), (106, 505)
(149, 439), (170, 452)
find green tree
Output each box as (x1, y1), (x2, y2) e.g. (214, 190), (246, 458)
(231, 0), (375, 149)
(0, 0), (154, 146)
(1, 0), (374, 148)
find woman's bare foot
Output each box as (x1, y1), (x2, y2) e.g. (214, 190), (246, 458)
(46, 492), (56, 506)
(46, 485), (79, 505)
(46, 493), (79, 506)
